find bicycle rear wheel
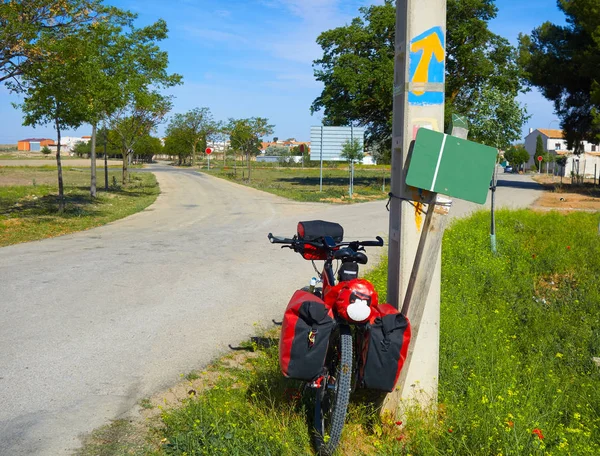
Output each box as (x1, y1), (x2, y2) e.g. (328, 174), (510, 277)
(313, 325), (352, 455)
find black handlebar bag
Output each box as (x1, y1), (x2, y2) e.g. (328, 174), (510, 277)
(280, 289), (334, 381)
(360, 303), (411, 392)
(295, 220), (344, 260)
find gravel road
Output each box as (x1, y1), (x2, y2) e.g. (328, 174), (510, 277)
(0, 165), (543, 455)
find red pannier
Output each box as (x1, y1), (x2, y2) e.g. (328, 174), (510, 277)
(295, 220), (343, 260)
(279, 290), (335, 381)
(360, 304), (411, 392)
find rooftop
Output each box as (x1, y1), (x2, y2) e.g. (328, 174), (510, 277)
(18, 138), (54, 142)
(537, 129), (564, 139)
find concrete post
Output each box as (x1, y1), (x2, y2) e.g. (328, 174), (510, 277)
(386, 0), (447, 409)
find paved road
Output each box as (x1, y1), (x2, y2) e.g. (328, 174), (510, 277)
(0, 166), (542, 455)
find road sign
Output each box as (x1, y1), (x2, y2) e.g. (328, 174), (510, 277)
(408, 26), (445, 105)
(537, 155), (543, 162)
(406, 128), (497, 204)
(205, 147), (213, 155)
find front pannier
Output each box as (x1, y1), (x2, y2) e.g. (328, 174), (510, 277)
(361, 304), (411, 392)
(295, 220), (343, 260)
(280, 290), (335, 381)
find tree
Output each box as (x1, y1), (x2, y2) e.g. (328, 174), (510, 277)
(109, 92), (172, 183)
(41, 145), (51, 155)
(504, 146), (530, 171)
(165, 108), (219, 167)
(73, 140), (92, 157)
(163, 132), (190, 165)
(132, 134), (162, 163)
(227, 117), (274, 182)
(14, 30), (91, 213)
(340, 139), (364, 163)
(265, 145), (289, 156)
(0, 0), (106, 85)
(519, 0), (600, 150)
(311, 0), (527, 153)
(341, 139), (364, 197)
(103, 18), (182, 184)
(534, 134), (547, 168)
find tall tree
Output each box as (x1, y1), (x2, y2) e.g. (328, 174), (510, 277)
(519, 0), (600, 150)
(227, 117), (274, 182)
(535, 134), (546, 166)
(109, 92), (172, 183)
(104, 18), (182, 184)
(14, 32), (89, 212)
(311, 0), (527, 154)
(165, 108), (219, 167)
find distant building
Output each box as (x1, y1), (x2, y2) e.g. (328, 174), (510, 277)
(524, 128), (600, 176)
(17, 138), (54, 152)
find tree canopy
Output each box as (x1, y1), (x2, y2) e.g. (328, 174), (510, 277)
(311, 0), (527, 157)
(227, 117), (274, 181)
(0, 0), (110, 85)
(165, 108), (219, 166)
(519, 0), (600, 150)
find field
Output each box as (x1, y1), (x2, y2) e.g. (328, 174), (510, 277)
(78, 209), (600, 455)
(0, 166), (159, 247)
(202, 165), (390, 203)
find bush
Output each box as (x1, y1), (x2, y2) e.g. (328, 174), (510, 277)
(41, 146), (51, 155)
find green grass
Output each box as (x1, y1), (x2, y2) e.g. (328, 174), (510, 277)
(366, 210), (600, 455)
(76, 209), (600, 455)
(201, 165), (390, 203)
(0, 167), (159, 247)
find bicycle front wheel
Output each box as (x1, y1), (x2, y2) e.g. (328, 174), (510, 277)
(313, 325), (352, 455)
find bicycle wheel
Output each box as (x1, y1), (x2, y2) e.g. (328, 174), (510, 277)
(313, 325), (352, 455)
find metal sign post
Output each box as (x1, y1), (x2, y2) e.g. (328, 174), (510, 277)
(386, 0), (447, 410)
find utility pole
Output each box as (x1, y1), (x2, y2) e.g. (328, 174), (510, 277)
(386, 0), (447, 410)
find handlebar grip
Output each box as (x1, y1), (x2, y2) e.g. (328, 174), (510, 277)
(268, 233), (295, 244)
(360, 236), (384, 247)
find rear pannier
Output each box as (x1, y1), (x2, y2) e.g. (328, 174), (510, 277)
(361, 304), (411, 392)
(295, 220), (343, 260)
(279, 290), (335, 381)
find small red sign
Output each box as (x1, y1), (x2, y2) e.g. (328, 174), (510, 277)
(205, 147), (213, 155)
(537, 155), (543, 162)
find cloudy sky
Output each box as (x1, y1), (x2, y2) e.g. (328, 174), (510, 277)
(0, 0), (566, 144)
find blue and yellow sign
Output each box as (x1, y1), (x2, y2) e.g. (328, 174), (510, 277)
(408, 26), (445, 105)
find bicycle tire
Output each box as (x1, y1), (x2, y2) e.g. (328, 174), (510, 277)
(313, 325), (352, 455)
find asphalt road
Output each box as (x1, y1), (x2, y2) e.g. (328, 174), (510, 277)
(0, 165), (543, 455)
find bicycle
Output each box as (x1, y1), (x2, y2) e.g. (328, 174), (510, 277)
(268, 220), (411, 456)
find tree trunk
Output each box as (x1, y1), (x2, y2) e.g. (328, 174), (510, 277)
(122, 144), (128, 186)
(55, 119), (65, 213)
(90, 123), (97, 197)
(104, 127), (108, 190)
(191, 143), (196, 168)
(246, 152), (251, 182)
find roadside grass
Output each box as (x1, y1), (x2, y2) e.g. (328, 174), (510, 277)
(77, 209), (600, 455)
(201, 166), (390, 203)
(0, 167), (159, 247)
(366, 209), (600, 455)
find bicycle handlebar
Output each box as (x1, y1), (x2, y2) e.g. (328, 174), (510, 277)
(267, 233), (384, 249)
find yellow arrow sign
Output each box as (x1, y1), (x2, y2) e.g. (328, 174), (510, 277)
(410, 32), (444, 96)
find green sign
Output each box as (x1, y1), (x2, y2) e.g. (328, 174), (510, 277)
(406, 128), (497, 204)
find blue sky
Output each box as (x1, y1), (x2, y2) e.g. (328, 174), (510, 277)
(0, 0), (566, 144)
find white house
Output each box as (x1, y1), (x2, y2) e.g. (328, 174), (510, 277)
(524, 128), (600, 177)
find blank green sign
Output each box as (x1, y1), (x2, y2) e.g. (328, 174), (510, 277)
(406, 129), (497, 204)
